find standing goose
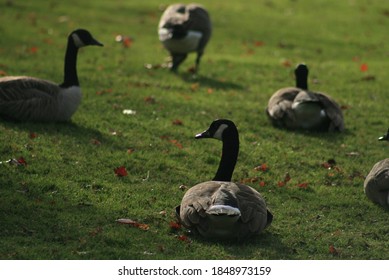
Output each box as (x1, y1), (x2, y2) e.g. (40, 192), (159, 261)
(364, 128), (389, 208)
(0, 29), (103, 122)
(158, 3), (212, 74)
(176, 119), (273, 240)
(266, 63), (344, 132)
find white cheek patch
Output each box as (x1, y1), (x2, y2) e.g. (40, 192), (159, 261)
(213, 124), (228, 140)
(71, 33), (85, 48)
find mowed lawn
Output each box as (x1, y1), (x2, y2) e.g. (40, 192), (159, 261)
(0, 0), (388, 259)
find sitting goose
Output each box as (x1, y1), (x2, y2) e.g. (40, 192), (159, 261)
(158, 3), (212, 74)
(0, 29), (103, 122)
(364, 128), (389, 208)
(176, 119), (273, 240)
(266, 63), (344, 132)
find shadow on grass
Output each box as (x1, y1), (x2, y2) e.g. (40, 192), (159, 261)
(179, 73), (245, 91)
(0, 119), (107, 143)
(185, 230), (293, 259)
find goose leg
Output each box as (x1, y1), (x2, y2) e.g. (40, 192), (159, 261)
(171, 53), (187, 72)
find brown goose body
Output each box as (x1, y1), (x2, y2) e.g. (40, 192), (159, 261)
(176, 119), (272, 240)
(364, 129), (389, 208)
(0, 29), (103, 122)
(266, 64), (344, 132)
(158, 3), (212, 73)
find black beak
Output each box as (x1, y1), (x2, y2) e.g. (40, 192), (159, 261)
(92, 38), (104, 47)
(195, 130), (211, 139)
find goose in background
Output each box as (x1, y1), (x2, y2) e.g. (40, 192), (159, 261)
(158, 3), (212, 74)
(0, 29), (103, 122)
(176, 119), (273, 240)
(364, 128), (389, 208)
(266, 63), (344, 132)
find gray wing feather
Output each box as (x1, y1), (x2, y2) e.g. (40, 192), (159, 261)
(0, 76), (60, 121)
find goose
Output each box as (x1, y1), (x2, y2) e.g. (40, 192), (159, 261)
(158, 3), (212, 74)
(176, 119), (273, 240)
(0, 29), (103, 122)
(266, 63), (344, 132)
(364, 128), (389, 208)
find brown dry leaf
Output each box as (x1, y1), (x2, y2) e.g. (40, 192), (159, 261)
(116, 218), (149, 231)
(172, 119), (184, 126)
(190, 83), (199, 91)
(329, 244), (340, 256)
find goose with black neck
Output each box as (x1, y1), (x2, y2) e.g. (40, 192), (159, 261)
(0, 29), (103, 122)
(176, 119), (273, 240)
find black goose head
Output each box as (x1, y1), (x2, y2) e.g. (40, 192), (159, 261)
(294, 63), (309, 90)
(378, 128), (389, 141)
(195, 119), (237, 141)
(69, 29), (104, 48)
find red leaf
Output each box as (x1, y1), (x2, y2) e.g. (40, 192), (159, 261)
(0, 70), (7, 76)
(254, 163), (268, 172)
(29, 132), (37, 139)
(297, 182), (308, 189)
(172, 119), (184, 126)
(29, 47), (38, 54)
(329, 244), (339, 256)
(277, 181), (285, 187)
(177, 235), (190, 242)
(114, 166), (128, 177)
(259, 181), (266, 187)
(207, 88), (214, 94)
(169, 139), (183, 149)
(254, 41), (264, 47)
(169, 221), (181, 230)
(360, 63), (368, 72)
(17, 157), (27, 166)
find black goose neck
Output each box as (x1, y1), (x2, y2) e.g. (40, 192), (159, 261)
(296, 74), (308, 90)
(212, 128), (239, 182)
(60, 38), (79, 88)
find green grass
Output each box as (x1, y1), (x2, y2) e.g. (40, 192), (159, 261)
(1, 0), (389, 259)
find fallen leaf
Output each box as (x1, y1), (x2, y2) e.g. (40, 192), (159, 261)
(114, 166), (128, 177)
(282, 60), (292, 67)
(207, 88), (213, 94)
(116, 218), (149, 231)
(254, 163), (268, 172)
(277, 181), (285, 187)
(144, 96), (156, 104)
(177, 235), (190, 242)
(90, 139), (101, 146)
(172, 119), (184, 126)
(28, 46), (38, 54)
(259, 181), (266, 187)
(190, 83), (199, 91)
(127, 148), (135, 154)
(360, 63), (368, 72)
(0, 70), (7, 76)
(29, 132), (37, 139)
(17, 157), (27, 166)
(169, 139), (183, 149)
(329, 244), (340, 256)
(169, 221), (181, 230)
(254, 40), (264, 47)
(297, 182), (308, 189)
